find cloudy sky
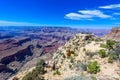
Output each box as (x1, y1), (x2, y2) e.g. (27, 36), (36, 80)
(0, 0), (120, 28)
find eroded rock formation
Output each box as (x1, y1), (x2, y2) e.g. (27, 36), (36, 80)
(103, 27), (120, 41)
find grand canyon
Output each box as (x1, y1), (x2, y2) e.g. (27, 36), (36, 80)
(0, 26), (110, 80)
(0, 0), (120, 80)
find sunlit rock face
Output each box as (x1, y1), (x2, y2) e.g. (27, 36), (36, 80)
(103, 27), (120, 41)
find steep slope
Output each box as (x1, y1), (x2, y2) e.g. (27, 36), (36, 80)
(44, 33), (120, 80)
(12, 33), (120, 80)
(103, 27), (120, 41)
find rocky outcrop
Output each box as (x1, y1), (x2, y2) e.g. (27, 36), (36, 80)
(41, 33), (119, 80)
(102, 27), (120, 41)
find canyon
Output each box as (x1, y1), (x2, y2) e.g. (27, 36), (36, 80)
(0, 26), (109, 80)
(11, 29), (120, 80)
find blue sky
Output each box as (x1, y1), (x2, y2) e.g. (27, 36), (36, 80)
(0, 0), (120, 29)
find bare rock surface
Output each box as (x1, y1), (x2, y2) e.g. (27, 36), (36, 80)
(103, 27), (120, 41)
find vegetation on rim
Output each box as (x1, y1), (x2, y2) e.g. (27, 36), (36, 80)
(87, 61), (100, 74)
(22, 59), (46, 80)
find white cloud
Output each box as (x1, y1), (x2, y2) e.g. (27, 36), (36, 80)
(99, 4), (120, 9)
(65, 10), (111, 20)
(79, 10), (111, 18)
(65, 13), (92, 20)
(113, 12), (120, 15)
(0, 20), (40, 26)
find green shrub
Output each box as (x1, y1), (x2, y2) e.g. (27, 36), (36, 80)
(22, 59), (46, 80)
(106, 40), (115, 50)
(36, 59), (45, 74)
(89, 38), (101, 42)
(98, 49), (106, 58)
(87, 61), (100, 74)
(87, 41), (91, 44)
(108, 52), (119, 60)
(53, 70), (61, 75)
(83, 48), (86, 52)
(64, 75), (92, 80)
(90, 38), (95, 41)
(100, 43), (107, 48)
(108, 57), (113, 63)
(108, 52), (119, 63)
(94, 38), (101, 42)
(36, 59), (45, 68)
(22, 69), (44, 80)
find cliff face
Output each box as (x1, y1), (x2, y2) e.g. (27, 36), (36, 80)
(103, 27), (120, 41)
(0, 37), (34, 80)
(42, 33), (119, 80)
